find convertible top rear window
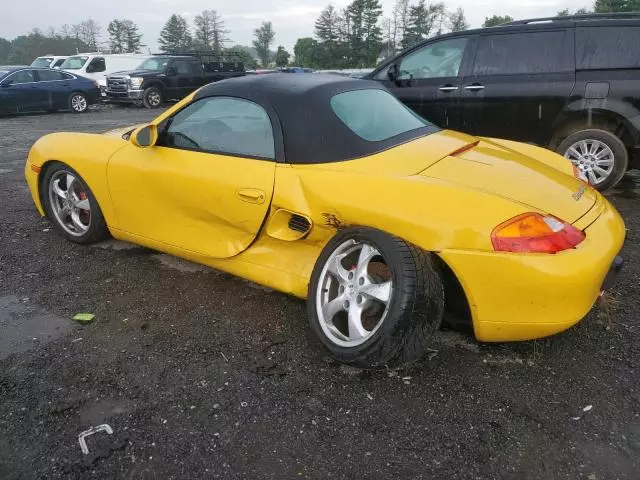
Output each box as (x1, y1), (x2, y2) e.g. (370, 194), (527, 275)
(330, 89), (431, 142)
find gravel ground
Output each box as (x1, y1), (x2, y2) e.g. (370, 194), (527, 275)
(0, 106), (639, 480)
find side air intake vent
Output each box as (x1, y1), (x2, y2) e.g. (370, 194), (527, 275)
(289, 214), (311, 233)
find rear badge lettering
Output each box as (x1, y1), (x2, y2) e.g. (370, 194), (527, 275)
(572, 185), (586, 201)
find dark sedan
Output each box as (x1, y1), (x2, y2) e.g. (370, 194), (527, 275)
(0, 67), (100, 114)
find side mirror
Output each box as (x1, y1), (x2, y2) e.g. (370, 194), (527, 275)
(131, 124), (158, 148)
(0, 82), (11, 88)
(166, 67), (178, 76)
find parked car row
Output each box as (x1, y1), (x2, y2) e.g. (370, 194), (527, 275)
(0, 66), (100, 114)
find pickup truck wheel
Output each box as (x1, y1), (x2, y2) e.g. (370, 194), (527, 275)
(143, 87), (163, 109)
(557, 129), (628, 191)
(308, 227), (444, 369)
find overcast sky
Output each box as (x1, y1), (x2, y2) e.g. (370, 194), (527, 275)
(3, 0), (592, 52)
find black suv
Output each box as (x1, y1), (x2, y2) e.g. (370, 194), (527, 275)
(368, 13), (640, 190)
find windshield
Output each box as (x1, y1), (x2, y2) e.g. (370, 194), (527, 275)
(330, 89), (432, 142)
(0, 71), (8, 80)
(60, 56), (89, 70)
(136, 58), (170, 71)
(31, 57), (53, 67)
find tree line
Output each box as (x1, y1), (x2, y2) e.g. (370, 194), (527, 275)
(294, 0), (471, 69)
(1, 0), (638, 68)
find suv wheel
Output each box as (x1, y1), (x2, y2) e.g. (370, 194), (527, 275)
(557, 129), (628, 191)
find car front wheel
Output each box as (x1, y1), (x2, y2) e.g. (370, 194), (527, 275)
(41, 162), (109, 244)
(307, 227), (444, 369)
(558, 129), (628, 191)
(68, 92), (88, 113)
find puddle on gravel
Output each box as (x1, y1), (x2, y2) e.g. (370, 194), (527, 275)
(609, 170), (640, 199)
(0, 296), (72, 360)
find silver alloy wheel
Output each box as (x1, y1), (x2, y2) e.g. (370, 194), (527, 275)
(316, 239), (393, 347)
(70, 94), (87, 112)
(147, 90), (161, 107)
(48, 171), (91, 236)
(564, 139), (615, 186)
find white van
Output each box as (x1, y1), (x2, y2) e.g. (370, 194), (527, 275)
(31, 56), (68, 69)
(60, 53), (150, 94)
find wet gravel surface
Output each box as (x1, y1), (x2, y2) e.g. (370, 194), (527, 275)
(0, 107), (639, 480)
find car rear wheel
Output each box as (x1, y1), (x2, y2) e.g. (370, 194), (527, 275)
(68, 92), (88, 113)
(307, 227), (444, 369)
(142, 87), (163, 109)
(41, 162), (109, 244)
(557, 129), (628, 191)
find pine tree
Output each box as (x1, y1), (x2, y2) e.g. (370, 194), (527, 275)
(275, 46), (290, 67)
(158, 14), (192, 53)
(253, 21), (275, 67)
(594, 0), (640, 12)
(362, 0), (383, 66)
(448, 8), (469, 32)
(403, 1), (446, 49)
(122, 20), (143, 53)
(315, 5), (343, 68)
(107, 20), (125, 53)
(194, 10), (229, 54)
(483, 15), (514, 27)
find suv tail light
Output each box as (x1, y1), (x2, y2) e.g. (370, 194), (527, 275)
(491, 213), (585, 254)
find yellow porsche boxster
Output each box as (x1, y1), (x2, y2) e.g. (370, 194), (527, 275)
(25, 74), (625, 368)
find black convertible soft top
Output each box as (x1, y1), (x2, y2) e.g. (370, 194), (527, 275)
(194, 74), (438, 164)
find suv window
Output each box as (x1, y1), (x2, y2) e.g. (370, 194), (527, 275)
(3, 70), (35, 84)
(173, 60), (190, 75)
(473, 31), (573, 75)
(52, 59), (66, 68)
(397, 37), (469, 80)
(330, 89), (432, 141)
(86, 57), (106, 73)
(163, 97), (275, 159)
(36, 69), (67, 81)
(188, 60), (202, 75)
(576, 26), (640, 70)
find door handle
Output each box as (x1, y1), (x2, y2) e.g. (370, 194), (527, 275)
(464, 84), (485, 91)
(439, 85), (459, 92)
(236, 188), (266, 204)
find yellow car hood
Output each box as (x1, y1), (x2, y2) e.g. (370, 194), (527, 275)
(422, 135), (596, 224)
(313, 130), (595, 225)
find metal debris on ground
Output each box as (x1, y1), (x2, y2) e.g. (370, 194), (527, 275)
(78, 424), (114, 455)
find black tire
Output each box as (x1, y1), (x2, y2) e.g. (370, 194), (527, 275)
(556, 129), (628, 191)
(307, 227), (444, 369)
(142, 87), (163, 109)
(41, 162), (109, 245)
(68, 92), (88, 113)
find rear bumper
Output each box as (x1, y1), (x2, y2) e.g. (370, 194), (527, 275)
(439, 196), (626, 342)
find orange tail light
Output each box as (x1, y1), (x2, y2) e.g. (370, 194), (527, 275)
(491, 213), (585, 254)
